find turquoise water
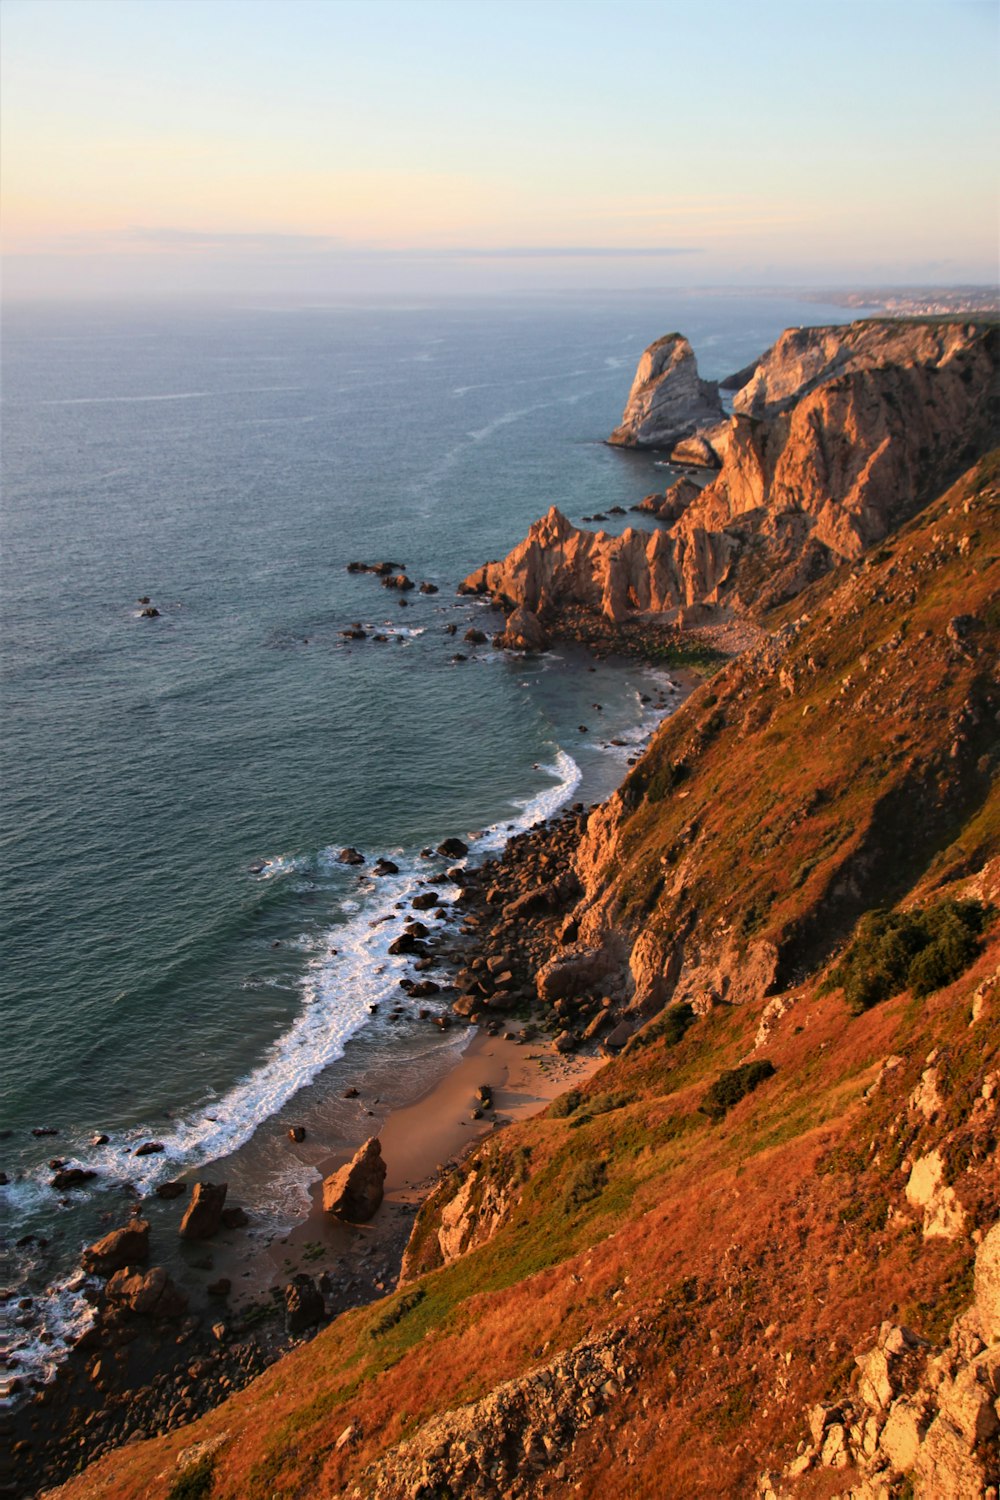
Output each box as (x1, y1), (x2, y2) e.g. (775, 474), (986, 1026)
(1, 290), (856, 1383)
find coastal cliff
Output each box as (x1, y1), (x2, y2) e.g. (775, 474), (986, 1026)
(470, 319), (1000, 623)
(39, 351), (1000, 1500)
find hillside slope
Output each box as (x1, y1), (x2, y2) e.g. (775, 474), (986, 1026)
(41, 455), (1000, 1500)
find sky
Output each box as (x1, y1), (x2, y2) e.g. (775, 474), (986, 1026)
(1, 0), (997, 300)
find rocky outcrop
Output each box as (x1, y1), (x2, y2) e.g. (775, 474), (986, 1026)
(322, 1136), (386, 1221)
(493, 605), (549, 653)
(178, 1181), (228, 1240)
(607, 334), (723, 450)
(81, 1219), (150, 1277)
(283, 1275), (325, 1335)
(467, 320), (999, 623)
(761, 1222), (1000, 1499)
(105, 1265), (189, 1320)
(357, 1323), (636, 1499)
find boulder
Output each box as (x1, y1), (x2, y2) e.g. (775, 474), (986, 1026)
(178, 1181), (228, 1240)
(411, 891), (439, 911)
(81, 1219), (151, 1277)
(221, 1206), (249, 1229)
(284, 1274), (325, 1334)
(536, 946), (614, 1004)
(51, 1167), (97, 1190)
(134, 1141), (164, 1157)
(322, 1137), (386, 1222)
(105, 1265), (189, 1320)
(436, 838), (468, 858)
(338, 847), (365, 866)
(373, 858), (399, 876)
(493, 607), (549, 653)
(288, 1125), (307, 1143)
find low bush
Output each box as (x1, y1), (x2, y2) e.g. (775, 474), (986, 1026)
(562, 1158), (607, 1211)
(827, 899), (988, 1015)
(700, 1060), (776, 1121)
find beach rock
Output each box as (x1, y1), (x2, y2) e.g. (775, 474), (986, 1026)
(178, 1181), (228, 1241)
(437, 838), (468, 859)
(411, 891), (440, 911)
(139, 606), (160, 618)
(288, 1126), (307, 1143)
(91, 1133), (110, 1146)
(322, 1137), (386, 1222)
(155, 1181), (186, 1200)
(82, 1219), (151, 1276)
(373, 858), (399, 876)
(382, 573), (414, 591)
(419, 581), (439, 594)
(105, 1265), (189, 1320)
(284, 1275), (325, 1334)
(221, 1206), (249, 1230)
(338, 847), (365, 866)
(464, 628), (487, 644)
(607, 333), (722, 449)
(493, 606), (549, 653)
(134, 1141), (164, 1157)
(388, 932), (419, 955)
(51, 1167), (97, 1190)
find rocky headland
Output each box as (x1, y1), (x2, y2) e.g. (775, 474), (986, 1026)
(23, 323), (1000, 1500)
(465, 318), (999, 632)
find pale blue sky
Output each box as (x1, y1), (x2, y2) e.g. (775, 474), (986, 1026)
(2, 0), (997, 297)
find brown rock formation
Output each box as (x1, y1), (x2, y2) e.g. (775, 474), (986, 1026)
(322, 1136), (386, 1221)
(81, 1219), (150, 1277)
(105, 1265), (189, 1320)
(607, 333), (723, 449)
(178, 1180), (228, 1240)
(466, 319), (999, 622)
(493, 605), (549, 652)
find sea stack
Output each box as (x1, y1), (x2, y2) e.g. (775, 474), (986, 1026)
(607, 333), (723, 451)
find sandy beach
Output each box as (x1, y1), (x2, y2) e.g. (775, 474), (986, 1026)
(216, 1024), (603, 1312)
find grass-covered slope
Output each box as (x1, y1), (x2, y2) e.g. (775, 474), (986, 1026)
(572, 450), (1000, 1015)
(47, 459), (999, 1500)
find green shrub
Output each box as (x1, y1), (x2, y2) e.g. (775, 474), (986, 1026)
(562, 1158), (607, 1211)
(700, 1060), (776, 1121)
(369, 1288), (425, 1339)
(632, 1002), (695, 1050)
(167, 1456), (216, 1500)
(548, 1088), (584, 1119)
(827, 899), (988, 1014)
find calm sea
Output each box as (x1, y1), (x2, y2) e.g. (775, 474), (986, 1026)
(1, 289), (857, 1387)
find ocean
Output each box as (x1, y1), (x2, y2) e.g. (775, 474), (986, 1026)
(1, 288), (859, 1390)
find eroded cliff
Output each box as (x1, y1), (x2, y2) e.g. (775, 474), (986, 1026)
(467, 319), (999, 623)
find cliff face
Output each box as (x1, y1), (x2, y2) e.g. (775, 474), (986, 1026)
(606, 332), (723, 449)
(43, 460), (1000, 1500)
(468, 319), (999, 621)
